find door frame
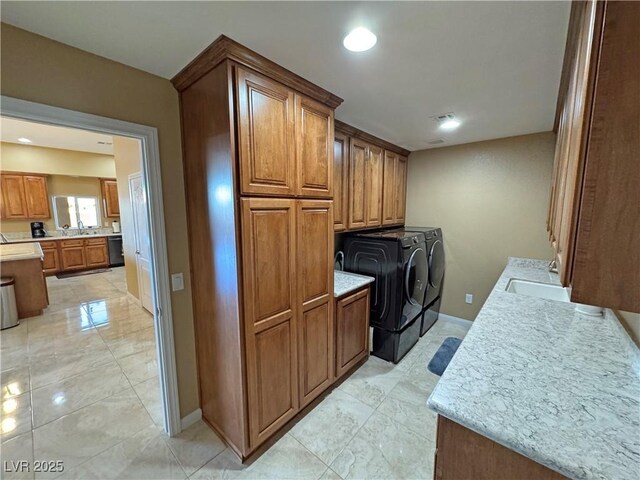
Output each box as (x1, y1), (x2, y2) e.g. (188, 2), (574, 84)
(1, 95), (182, 436)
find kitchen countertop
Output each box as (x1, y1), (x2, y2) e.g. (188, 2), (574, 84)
(428, 257), (640, 480)
(5, 233), (121, 243)
(334, 270), (375, 298)
(0, 242), (44, 262)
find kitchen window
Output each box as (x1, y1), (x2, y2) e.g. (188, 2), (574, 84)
(52, 195), (101, 229)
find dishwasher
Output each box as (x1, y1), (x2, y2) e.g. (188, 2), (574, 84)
(108, 235), (125, 267)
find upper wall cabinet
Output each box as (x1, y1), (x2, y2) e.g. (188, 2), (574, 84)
(0, 173), (50, 220)
(336, 121), (410, 232)
(333, 132), (349, 232)
(296, 95), (333, 198)
(548, 0), (639, 312)
(100, 178), (120, 218)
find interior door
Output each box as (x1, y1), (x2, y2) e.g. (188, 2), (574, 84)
(129, 173), (154, 313)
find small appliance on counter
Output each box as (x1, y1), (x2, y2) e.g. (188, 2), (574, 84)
(30, 222), (47, 238)
(112, 221), (121, 234)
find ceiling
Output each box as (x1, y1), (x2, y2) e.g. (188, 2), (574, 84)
(1, 1), (570, 151)
(1, 117), (114, 154)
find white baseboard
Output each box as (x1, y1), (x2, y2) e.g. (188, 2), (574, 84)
(180, 408), (202, 430)
(127, 292), (141, 306)
(438, 313), (473, 329)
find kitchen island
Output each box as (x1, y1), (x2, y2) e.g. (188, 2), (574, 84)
(0, 242), (49, 318)
(428, 258), (639, 480)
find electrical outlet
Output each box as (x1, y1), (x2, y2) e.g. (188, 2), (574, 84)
(171, 273), (184, 292)
(465, 293), (473, 304)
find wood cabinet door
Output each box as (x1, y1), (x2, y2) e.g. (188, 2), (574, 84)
(0, 175), (28, 219)
(42, 247), (60, 275)
(333, 132), (349, 231)
(85, 241), (109, 267)
(297, 200), (334, 407)
(60, 247), (86, 271)
(335, 287), (370, 379)
(382, 151), (398, 225)
(296, 95), (333, 198)
(101, 179), (120, 217)
(348, 139), (368, 229)
(365, 144), (384, 227)
(23, 175), (50, 219)
(240, 198), (298, 448)
(236, 67), (296, 196)
(395, 155), (408, 223)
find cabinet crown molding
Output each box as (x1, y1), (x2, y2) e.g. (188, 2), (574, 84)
(334, 119), (411, 156)
(171, 35), (343, 108)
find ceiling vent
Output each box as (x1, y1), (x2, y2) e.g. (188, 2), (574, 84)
(97, 141), (113, 145)
(427, 138), (445, 145)
(431, 113), (455, 124)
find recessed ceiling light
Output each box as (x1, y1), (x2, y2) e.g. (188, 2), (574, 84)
(17, 137), (32, 144)
(440, 118), (461, 130)
(343, 27), (377, 52)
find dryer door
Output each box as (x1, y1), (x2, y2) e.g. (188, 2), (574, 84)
(402, 246), (428, 328)
(428, 239), (445, 290)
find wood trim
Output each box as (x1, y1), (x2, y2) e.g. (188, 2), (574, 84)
(334, 119), (410, 157)
(172, 35), (343, 108)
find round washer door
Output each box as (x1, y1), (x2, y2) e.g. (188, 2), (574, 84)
(405, 246), (428, 306)
(428, 239), (445, 289)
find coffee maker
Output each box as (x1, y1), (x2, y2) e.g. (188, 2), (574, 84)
(30, 222), (46, 238)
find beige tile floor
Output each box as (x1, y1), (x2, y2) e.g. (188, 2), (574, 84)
(1, 269), (469, 479)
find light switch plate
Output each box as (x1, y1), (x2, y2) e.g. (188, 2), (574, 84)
(171, 273), (184, 292)
(465, 293), (473, 304)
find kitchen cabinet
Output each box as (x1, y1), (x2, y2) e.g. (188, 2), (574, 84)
(174, 36), (342, 460)
(297, 200), (334, 407)
(237, 67), (296, 197)
(40, 240), (60, 276)
(336, 121), (410, 232)
(85, 237), (109, 268)
(335, 286), (370, 380)
(0, 173), (50, 219)
(548, 0), (639, 312)
(100, 179), (120, 218)
(60, 239), (86, 271)
(296, 96), (334, 198)
(333, 131), (349, 231)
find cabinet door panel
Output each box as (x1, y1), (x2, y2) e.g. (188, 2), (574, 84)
(382, 151), (397, 225)
(348, 139), (367, 229)
(365, 144), (384, 227)
(297, 95), (333, 198)
(101, 179), (120, 218)
(336, 287), (370, 379)
(60, 247), (86, 271)
(395, 156), (407, 223)
(241, 198), (298, 447)
(42, 248), (60, 275)
(237, 67), (296, 196)
(333, 132), (349, 231)
(1, 175), (28, 219)
(24, 175), (50, 219)
(85, 244), (108, 267)
(298, 302), (332, 405)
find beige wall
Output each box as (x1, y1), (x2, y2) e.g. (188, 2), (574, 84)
(618, 311), (640, 346)
(1, 142), (116, 177)
(113, 136), (141, 300)
(1, 174), (111, 233)
(1, 24), (198, 416)
(406, 132), (556, 320)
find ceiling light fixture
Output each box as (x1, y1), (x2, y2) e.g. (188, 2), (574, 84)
(432, 113), (461, 131)
(343, 27), (377, 52)
(17, 137), (32, 144)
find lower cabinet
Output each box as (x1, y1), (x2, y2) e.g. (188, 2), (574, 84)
(40, 241), (60, 276)
(60, 240), (87, 271)
(85, 238), (109, 267)
(335, 286), (370, 379)
(41, 237), (109, 274)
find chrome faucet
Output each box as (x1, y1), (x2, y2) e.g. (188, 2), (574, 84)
(549, 259), (558, 274)
(334, 251), (345, 271)
(77, 220), (85, 235)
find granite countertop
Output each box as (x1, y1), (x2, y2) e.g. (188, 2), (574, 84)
(0, 242), (44, 262)
(334, 270), (374, 298)
(6, 233), (121, 243)
(428, 257), (640, 480)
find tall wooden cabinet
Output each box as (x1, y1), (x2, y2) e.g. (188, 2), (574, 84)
(100, 179), (120, 218)
(173, 35), (342, 459)
(548, 0), (639, 312)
